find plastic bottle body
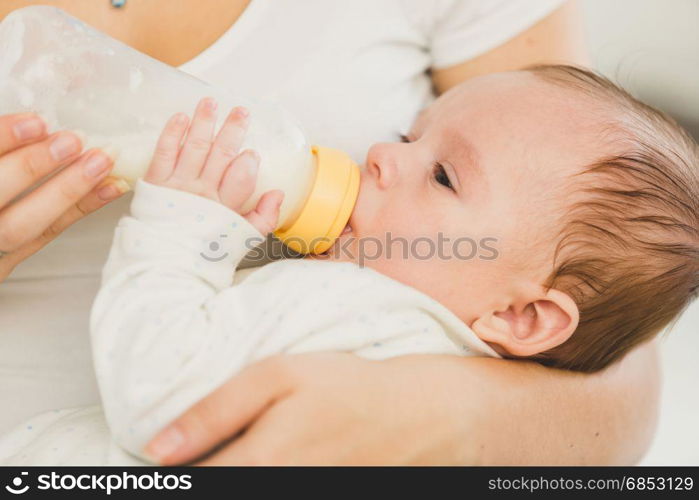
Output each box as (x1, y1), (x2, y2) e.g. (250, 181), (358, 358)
(0, 6), (315, 229)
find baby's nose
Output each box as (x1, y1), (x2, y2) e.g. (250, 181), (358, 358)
(366, 143), (398, 190)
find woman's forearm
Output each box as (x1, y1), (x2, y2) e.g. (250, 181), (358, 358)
(453, 341), (660, 465)
(144, 343), (660, 465)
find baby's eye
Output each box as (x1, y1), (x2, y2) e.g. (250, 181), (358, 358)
(432, 162), (454, 191)
(400, 134), (454, 192)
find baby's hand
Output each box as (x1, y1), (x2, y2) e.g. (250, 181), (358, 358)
(145, 98), (284, 235)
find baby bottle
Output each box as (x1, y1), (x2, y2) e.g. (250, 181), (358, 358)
(0, 6), (358, 254)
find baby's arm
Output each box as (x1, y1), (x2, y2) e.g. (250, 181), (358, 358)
(91, 99), (284, 460)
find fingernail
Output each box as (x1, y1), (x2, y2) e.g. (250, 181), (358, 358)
(175, 113), (188, 125)
(144, 425), (185, 462)
(36, 114), (52, 132)
(13, 117), (45, 141)
(228, 107), (248, 125)
(83, 152), (111, 178)
(49, 133), (81, 161)
(97, 179), (131, 201)
(99, 143), (120, 164)
(202, 98), (217, 113)
(69, 129), (87, 146)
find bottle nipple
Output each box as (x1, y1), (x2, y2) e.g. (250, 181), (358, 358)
(274, 146), (359, 254)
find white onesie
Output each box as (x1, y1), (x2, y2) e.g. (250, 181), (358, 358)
(0, 180), (498, 465)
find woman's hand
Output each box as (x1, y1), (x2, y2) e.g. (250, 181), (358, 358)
(146, 353), (471, 465)
(0, 112), (129, 282)
(146, 343), (660, 465)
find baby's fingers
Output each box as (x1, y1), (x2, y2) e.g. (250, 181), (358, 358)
(218, 150), (259, 211)
(201, 107), (249, 186)
(145, 113), (189, 184)
(175, 98), (218, 180)
(244, 190), (284, 236)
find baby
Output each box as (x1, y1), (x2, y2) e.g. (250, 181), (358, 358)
(1, 65), (696, 465)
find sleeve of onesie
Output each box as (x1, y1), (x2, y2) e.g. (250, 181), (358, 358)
(401, 0), (565, 70)
(90, 180), (283, 461)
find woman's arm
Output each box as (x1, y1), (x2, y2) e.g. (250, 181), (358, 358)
(145, 341), (659, 465)
(432, 0), (589, 94)
(454, 341), (661, 465)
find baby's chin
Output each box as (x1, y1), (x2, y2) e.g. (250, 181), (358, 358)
(331, 221), (356, 255)
(306, 222), (358, 263)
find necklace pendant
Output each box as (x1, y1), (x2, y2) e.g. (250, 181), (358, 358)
(111, 0), (127, 8)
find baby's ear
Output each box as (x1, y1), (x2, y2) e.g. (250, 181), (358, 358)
(471, 289), (579, 357)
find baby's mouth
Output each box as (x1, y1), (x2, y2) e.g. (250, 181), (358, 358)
(315, 222), (352, 257)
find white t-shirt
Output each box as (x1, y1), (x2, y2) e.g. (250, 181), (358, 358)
(0, 0), (563, 434)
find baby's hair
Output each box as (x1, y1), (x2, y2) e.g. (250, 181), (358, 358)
(526, 64), (698, 372)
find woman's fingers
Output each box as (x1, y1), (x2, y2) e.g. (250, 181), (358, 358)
(0, 177), (130, 281)
(194, 399), (297, 466)
(0, 113), (48, 157)
(144, 356), (294, 465)
(244, 189), (284, 235)
(218, 150), (260, 211)
(53, 177), (131, 233)
(0, 131), (83, 208)
(0, 149), (113, 252)
(172, 98), (218, 180)
(28, 176), (130, 251)
(200, 106), (249, 185)
(145, 113), (189, 184)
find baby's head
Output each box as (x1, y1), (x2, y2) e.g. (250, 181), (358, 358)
(333, 64), (698, 372)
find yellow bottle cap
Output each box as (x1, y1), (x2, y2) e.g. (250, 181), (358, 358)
(274, 145), (359, 254)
